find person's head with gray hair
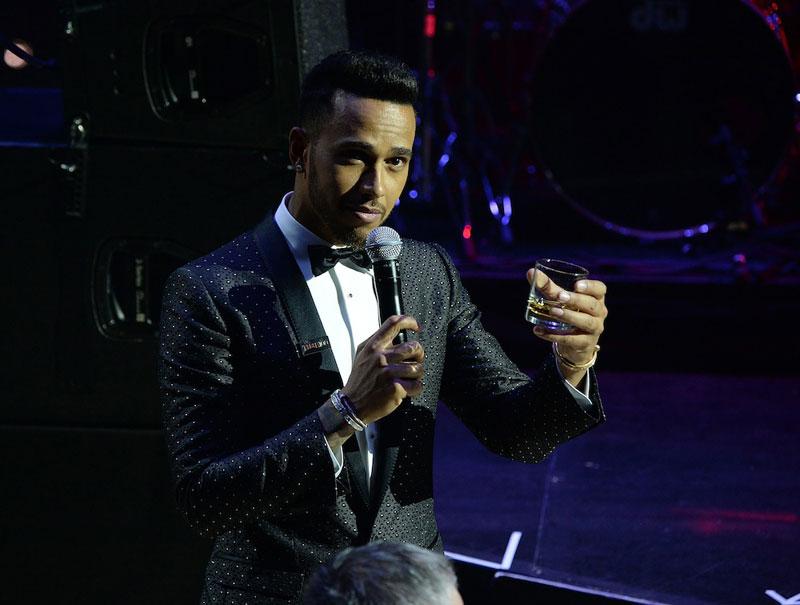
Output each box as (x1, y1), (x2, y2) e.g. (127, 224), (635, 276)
(302, 541), (463, 605)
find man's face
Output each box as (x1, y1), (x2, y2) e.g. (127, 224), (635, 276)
(292, 91), (416, 246)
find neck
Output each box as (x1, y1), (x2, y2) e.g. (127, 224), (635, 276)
(287, 189), (333, 244)
(286, 188), (306, 224)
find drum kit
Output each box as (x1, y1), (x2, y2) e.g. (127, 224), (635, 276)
(417, 0), (798, 242)
(529, 0), (797, 239)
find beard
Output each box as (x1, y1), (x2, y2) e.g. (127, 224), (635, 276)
(307, 170), (385, 248)
(335, 224), (370, 249)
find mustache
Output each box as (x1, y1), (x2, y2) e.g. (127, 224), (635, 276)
(345, 200), (384, 212)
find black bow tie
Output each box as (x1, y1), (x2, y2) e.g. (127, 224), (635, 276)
(308, 245), (372, 276)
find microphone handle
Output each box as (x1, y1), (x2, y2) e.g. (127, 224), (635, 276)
(373, 260), (408, 345)
(373, 258), (412, 417)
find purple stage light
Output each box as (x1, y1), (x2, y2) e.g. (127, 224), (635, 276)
(502, 195), (512, 217)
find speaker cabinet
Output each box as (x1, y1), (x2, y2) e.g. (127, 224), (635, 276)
(61, 0), (348, 148)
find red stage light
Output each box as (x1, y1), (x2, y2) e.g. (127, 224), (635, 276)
(462, 224), (472, 239)
(424, 14), (436, 38)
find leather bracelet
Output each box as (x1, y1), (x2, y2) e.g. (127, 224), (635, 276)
(552, 342), (600, 371)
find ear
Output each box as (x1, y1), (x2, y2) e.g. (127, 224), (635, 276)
(288, 127), (309, 166)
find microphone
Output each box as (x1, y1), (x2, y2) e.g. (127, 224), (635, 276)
(365, 226), (407, 345)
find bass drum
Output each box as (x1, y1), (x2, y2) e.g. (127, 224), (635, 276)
(529, 0), (797, 238)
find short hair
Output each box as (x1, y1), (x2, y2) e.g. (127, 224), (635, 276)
(302, 542), (458, 605)
(299, 50), (419, 136)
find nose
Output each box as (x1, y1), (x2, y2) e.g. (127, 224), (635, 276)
(361, 165), (385, 198)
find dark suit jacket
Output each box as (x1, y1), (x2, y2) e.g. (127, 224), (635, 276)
(158, 215), (604, 604)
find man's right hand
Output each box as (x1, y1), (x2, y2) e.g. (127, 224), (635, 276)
(343, 314), (425, 424)
(317, 315), (424, 448)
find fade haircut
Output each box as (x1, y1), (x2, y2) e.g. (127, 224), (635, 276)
(299, 50), (419, 137)
(302, 542), (458, 605)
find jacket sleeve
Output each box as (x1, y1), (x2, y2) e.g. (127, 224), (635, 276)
(158, 266), (336, 538)
(433, 245), (604, 464)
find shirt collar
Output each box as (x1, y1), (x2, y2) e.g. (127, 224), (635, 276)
(273, 192), (372, 279)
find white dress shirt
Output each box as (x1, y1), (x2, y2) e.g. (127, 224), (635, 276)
(273, 192), (593, 488)
(274, 193), (379, 483)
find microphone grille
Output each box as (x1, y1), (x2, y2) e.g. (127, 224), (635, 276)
(365, 226), (402, 262)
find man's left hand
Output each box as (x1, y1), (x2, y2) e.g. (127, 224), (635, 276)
(527, 269), (608, 385)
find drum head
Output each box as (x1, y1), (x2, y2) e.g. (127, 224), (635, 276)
(530, 0), (796, 235)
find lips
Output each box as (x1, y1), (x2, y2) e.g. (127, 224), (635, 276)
(346, 204), (383, 224)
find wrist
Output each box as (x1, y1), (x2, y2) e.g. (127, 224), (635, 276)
(552, 342), (599, 370)
(317, 398), (355, 449)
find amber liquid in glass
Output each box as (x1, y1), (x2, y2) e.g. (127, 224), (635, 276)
(525, 293), (572, 332)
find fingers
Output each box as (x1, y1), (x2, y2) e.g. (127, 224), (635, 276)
(556, 290), (608, 318)
(526, 271), (608, 317)
(384, 340), (425, 364)
(531, 271), (567, 299)
(575, 279), (607, 299)
(384, 343), (425, 400)
(376, 364), (424, 404)
(345, 316), (426, 420)
(385, 360), (424, 380)
(394, 377), (424, 398)
(373, 315), (421, 348)
(526, 270), (607, 302)
(545, 307), (604, 335)
(532, 327), (597, 350)
(526, 271), (608, 301)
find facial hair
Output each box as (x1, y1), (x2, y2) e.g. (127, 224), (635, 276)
(307, 168), (383, 248)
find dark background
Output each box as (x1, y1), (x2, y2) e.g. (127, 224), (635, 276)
(1, 1), (798, 603)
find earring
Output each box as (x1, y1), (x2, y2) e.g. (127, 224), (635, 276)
(293, 161), (304, 173)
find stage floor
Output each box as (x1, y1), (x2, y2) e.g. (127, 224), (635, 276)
(434, 371), (800, 605)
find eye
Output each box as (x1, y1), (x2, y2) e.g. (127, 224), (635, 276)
(339, 154), (364, 165)
(386, 157), (409, 170)
(336, 149), (370, 165)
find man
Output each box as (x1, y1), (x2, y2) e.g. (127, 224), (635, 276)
(159, 50), (607, 605)
(302, 542), (463, 605)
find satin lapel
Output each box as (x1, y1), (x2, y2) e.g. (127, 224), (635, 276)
(252, 215), (342, 394)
